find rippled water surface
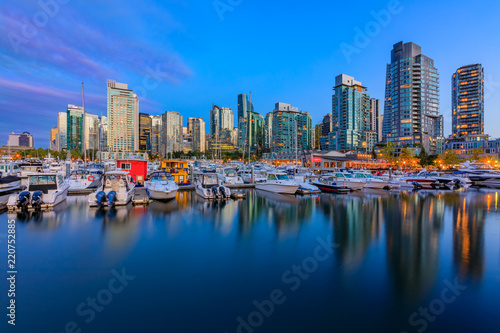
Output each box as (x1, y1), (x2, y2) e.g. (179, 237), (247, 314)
(1, 189), (500, 333)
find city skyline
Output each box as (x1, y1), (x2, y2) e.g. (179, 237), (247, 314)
(2, 0), (500, 148)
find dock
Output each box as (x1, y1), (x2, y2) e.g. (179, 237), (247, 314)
(177, 183), (255, 191)
(68, 189), (94, 195)
(133, 187), (152, 205)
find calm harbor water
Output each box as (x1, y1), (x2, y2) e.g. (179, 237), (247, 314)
(1, 189), (500, 333)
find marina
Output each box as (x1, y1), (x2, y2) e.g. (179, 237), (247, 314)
(1, 187), (499, 332)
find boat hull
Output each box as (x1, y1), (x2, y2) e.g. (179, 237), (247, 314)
(255, 183), (299, 194)
(148, 188), (177, 201)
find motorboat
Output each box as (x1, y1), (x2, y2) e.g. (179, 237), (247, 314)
(7, 173), (69, 211)
(458, 162), (500, 187)
(67, 169), (95, 191)
(400, 170), (459, 189)
(195, 172), (231, 199)
(18, 161), (45, 186)
(0, 163), (20, 177)
(350, 171), (388, 190)
(311, 176), (351, 194)
(144, 171), (178, 201)
(0, 172), (22, 194)
(88, 171), (135, 207)
(218, 167), (244, 185)
(296, 181), (321, 194)
(254, 172), (299, 194)
(323, 171), (366, 191)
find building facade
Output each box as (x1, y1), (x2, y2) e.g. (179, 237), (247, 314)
(382, 41), (443, 154)
(271, 102), (313, 154)
(161, 111), (183, 156)
(150, 115), (162, 157)
(452, 64), (484, 138)
(57, 111), (67, 151)
(187, 117), (206, 152)
(107, 80), (139, 152)
(330, 74), (371, 152)
(67, 105), (84, 152)
(7, 132), (34, 147)
(139, 112), (152, 153)
(50, 127), (58, 151)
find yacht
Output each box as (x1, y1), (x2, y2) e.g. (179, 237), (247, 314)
(458, 162), (500, 187)
(195, 173), (231, 199)
(0, 163), (20, 177)
(68, 169), (99, 191)
(323, 171), (366, 191)
(350, 171), (388, 190)
(400, 170), (459, 189)
(7, 173), (69, 211)
(255, 172), (299, 194)
(88, 171), (135, 207)
(311, 176), (351, 194)
(144, 171), (178, 201)
(218, 167), (244, 185)
(18, 161), (45, 186)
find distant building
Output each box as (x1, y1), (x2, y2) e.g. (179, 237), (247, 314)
(107, 80), (139, 152)
(314, 124), (323, 150)
(139, 113), (152, 153)
(8, 132), (34, 147)
(84, 113), (100, 151)
(271, 102), (311, 154)
(264, 112), (273, 151)
(210, 105), (234, 155)
(452, 64), (484, 138)
(187, 117), (206, 153)
(237, 93), (254, 123)
(50, 127), (58, 151)
(66, 105), (84, 151)
(330, 74), (371, 152)
(100, 116), (108, 152)
(57, 112), (67, 151)
(382, 41), (443, 154)
(161, 111), (183, 156)
(445, 135), (500, 159)
(150, 115), (162, 157)
(370, 98), (382, 143)
(239, 111), (264, 157)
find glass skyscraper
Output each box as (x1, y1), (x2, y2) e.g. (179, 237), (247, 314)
(382, 41), (443, 154)
(452, 64), (484, 138)
(139, 112), (152, 153)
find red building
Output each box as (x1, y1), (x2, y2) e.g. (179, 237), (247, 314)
(116, 159), (148, 184)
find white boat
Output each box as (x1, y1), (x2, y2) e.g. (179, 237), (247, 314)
(88, 171), (135, 207)
(255, 172), (299, 194)
(0, 163), (20, 177)
(459, 162), (500, 187)
(195, 173), (231, 199)
(144, 171), (178, 201)
(351, 171), (388, 189)
(324, 171), (366, 191)
(0, 172), (22, 194)
(400, 170), (459, 189)
(7, 173), (69, 211)
(67, 169), (96, 191)
(219, 167), (244, 185)
(297, 182), (321, 194)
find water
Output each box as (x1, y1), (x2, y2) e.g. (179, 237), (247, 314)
(1, 189), (500, 333)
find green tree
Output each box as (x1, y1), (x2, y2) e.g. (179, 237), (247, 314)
(381, 142), (395, 163)
(470, 147), (484, 161)
(399, 147), (413, 167)
(417, 147), (432, 167)
(438, 150), (460, 168)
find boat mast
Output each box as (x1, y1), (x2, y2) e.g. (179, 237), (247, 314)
(247, 92), (251, 165)
(81, 82), (87, 166)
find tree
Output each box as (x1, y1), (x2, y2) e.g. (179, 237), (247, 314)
(417, 147), (433, 167)
(381, 142), (395, 163)
(470, 147), (484, 161)
(371, 148), (377, 160)
(437, 150), (460, 169)
(399, 148), (414, 167)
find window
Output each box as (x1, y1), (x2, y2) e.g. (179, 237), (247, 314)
(121, 163), (131, 170)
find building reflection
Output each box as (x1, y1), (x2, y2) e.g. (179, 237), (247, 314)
(384, 192), (444, 300)
(451, 193), (486, 283)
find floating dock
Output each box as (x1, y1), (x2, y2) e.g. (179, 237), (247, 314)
(133, 187), (152, 205)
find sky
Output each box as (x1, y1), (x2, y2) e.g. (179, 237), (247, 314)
(1, 0), (500, 148)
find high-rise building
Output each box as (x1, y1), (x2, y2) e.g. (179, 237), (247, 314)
(210, 106), (234, 153)
(107, 80), (139, 152)
(370, 98), (382, 141)
(57, 111), (67, 151)
(239, 111), (265, 157)
(382, 41), (443, 154)
(296, 111), (313, 151)
(139, 113), (152, 153)
(321, 113), (333, 137)
(100, 116), (108, 152)
(237, 93), (254, 122)
(452, 64), (484, 138)
(8, 132), (34, 147)
(187, 117), (206, 152)
(150, 115), (162, 157)
(272, 102), (300, 154)
(50, 127), (58, 151)
(264, 112), (273, 151)
(161, 111), (183, 156)
(314, 124), (322, 150)
(330, 74), (371, 152)
(67, 105), (84, 151)
(84, 113), (100, 151)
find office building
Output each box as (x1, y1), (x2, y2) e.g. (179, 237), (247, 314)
(187, 117), (206, 152)
(150, 115), (162, 157)
(7, 132), (34, 147)
(50, 127), (58, 151)
(161, 111), (183, 156)
(57, 111), (67, 151)
(139, 113), (152, 153)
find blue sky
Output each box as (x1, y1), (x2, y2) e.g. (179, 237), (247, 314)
(1, 0), (500, 148)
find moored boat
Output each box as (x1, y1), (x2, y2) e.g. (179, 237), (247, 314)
(88, 171), (135, 207)
(254, 172), (299, 194)
(144, 171), (178, 201)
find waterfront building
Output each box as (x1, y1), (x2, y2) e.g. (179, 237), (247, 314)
(239, 111), (265, 157)
(107, 80), (139, 152)
(370, 98), (382, 142)
(382, 41), (443, 154)
(84, 113), (100, 151)
(271, 103), (311, 154)
(187, 117), (206, 153)
(50, 127), (58, 151)
(182, 126), (193, 154)
(150, 115), (162, 157)
(66, 105), (84, 151)
(237, 93), (254, 123)
(139, 112), (152, 153)
(161, 111), (183, 157)
(452, 64), (484, 138)
(330, 74), (371, 152)
(210, 106), (235, 155)
(264, 112), (273, 151)
(57, 112), (67, 151)
(7, 132), (34, 147)
(100, 116), (108, 152)
(445, 135), (500, 159)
